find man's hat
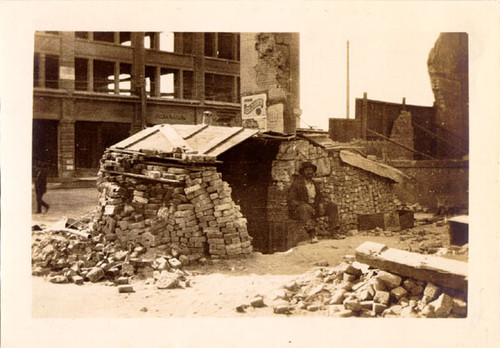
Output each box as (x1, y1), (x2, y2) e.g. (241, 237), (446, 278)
(299, 161), (317, 175)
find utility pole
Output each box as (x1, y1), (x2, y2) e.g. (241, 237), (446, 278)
(346, 40), (350, 119)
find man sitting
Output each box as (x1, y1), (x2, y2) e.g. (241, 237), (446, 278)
(288, 161), (340, 243)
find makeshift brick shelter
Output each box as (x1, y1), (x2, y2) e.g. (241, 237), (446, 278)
(217, 129), (410, 253)
(93, 124), (259, 260)
(93, 124), (409, 258)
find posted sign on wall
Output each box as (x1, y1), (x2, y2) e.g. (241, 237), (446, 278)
(241, 93), (266, 119)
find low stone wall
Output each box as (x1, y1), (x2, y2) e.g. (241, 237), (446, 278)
(268, 140), (397, 237)
(388, 159), (468, 212)
(93, 150), (252, 261)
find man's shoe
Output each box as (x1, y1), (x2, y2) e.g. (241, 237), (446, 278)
(45, 204), (50, 213)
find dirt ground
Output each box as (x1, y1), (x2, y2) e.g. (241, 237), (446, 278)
(31, 186), (465, 318)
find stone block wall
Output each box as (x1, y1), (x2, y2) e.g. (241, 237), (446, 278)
(268, 140), (396, 234)
(93, 150), (252, 261)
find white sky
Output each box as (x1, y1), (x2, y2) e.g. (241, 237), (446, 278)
(300, 29), (439, 130)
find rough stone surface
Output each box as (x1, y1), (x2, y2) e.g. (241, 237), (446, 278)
(87, 267), (105, 282)
(429, 293), (453, 318)
(377, 271), (402, 289)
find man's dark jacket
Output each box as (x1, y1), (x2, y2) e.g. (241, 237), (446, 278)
(287, 175), (322, 219)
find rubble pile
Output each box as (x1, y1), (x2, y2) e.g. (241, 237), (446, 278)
(239, 259), (467, 318)
(32, 228), (195, 288)
(94, 149), (252, 261)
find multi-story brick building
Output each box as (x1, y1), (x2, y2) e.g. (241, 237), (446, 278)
(33, 32), (241, 178)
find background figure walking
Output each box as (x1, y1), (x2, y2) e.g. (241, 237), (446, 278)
(34, 161), (49, 214)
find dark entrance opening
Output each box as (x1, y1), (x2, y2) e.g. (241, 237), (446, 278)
(75, 121), (130, 175)
(218, 136), (281, 253)
(32, 119), (58, 177)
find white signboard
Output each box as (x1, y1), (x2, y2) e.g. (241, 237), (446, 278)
(241, 93), (266, 119)
(59, 66), (75, 80)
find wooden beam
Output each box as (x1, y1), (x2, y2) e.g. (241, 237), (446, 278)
(355, 241), (467, 291)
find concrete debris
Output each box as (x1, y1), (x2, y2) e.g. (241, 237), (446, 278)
(356, 242), (467, 290)
(239, 257), (467, 318)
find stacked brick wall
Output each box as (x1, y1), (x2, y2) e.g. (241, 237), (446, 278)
(93, 150), (252, 261)
(268, 140), (396, 235)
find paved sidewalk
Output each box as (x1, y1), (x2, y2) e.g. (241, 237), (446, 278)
(31, 185), (99, 226)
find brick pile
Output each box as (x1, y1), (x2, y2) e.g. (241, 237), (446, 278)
(94, 149), (252, 261)
(31, 228), (193, 289)
(268, 140), (396, 234)
(238, 259), (467, 318)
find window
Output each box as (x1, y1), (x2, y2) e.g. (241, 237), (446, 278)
(159, 68), (177, 99)
(205, 73), (236, 103)
(159, 32), (174, 52)
(118, 63), (132, 95)
(33, 53), (40, 87)
(183, 71), (193, 99)
(119, 32), (131, 46)
(94, 32), (114, 43)
(218, 33), (235, 60)
(93, 59), (114, 93)
(45, 55), (59, 89)
(75, 58), (88, 91)
(204, 33), (216, 57)
(204, 33), (239, 60)
(75, 32), (88, 39)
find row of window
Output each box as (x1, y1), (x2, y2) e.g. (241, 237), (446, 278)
(33, 54), (240, 103)
(42, 31), (240, 60)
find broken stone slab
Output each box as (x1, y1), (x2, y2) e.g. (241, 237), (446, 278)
(155, 271), (180, 289)
(429, 293), (453, 318)
(250, 296), (266, 308)
(118, 285), (134, 293)
(273, 302), (292, 315)
(373, 291), (390, 305)
(168, 258), (182, 268)
(330, 289), (347, 305)
(390, 286), (408, 302)
(423, 282), (441, 303)
(115, 277), (129, 285)
(343, 298), (362, 312)
(341, 263), (363, 277)
(377, 271), (402, 289)
(283, 281), (300, 292)
(87, 267), (105, 282)
(71, 275), (84, 285)
(49, 275), (68, 284)
(355, 241), (467, 290)
(452, 298), (467, 316)
(373, 302), (387, 314)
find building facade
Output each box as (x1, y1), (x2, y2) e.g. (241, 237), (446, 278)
(33, 31), (241, 177)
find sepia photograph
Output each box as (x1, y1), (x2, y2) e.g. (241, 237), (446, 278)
(1, 1), (499, 347)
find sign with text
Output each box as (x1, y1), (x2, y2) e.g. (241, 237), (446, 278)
(59, 66), (75, 80)
(241, 93), (266, 120)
